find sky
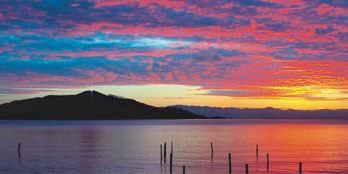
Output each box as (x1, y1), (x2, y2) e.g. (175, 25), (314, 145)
(0, 0), (347, 110)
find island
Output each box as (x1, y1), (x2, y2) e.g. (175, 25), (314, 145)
(0, 91), (206, 120)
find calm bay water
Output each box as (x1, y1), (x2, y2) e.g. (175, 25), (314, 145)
(1, 119), (348, 173)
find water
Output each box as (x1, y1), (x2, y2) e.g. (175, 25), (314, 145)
(1, 119), (348, 174)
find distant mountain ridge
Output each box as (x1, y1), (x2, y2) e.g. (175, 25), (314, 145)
(0, 91), (206, 120)
(172, 105), (348, 119)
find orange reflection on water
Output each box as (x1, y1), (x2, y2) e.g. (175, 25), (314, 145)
(2, 120), (348, 174)
(258, 123), (348, 173)
(152, 120), (348, 173)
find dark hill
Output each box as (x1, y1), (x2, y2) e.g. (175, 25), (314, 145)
(173, 105), (348, 119)
(0, 91), (206, 120)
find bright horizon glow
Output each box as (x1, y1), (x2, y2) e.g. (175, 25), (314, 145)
(0, 0), (347, 110)
(0, 84), (348, 110)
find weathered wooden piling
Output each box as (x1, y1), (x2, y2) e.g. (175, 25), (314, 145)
(256, 144), (259, 158)
(299, 162), (302, 174)
(171, 141), (173, 154)
(164, 142), (167, 163)
(170, 152), (173, 174)
(228, 153), (231, 173)
(245, 164), (249, 174)
(267, 153), (269, 170)
(17, 142), (21, 159)
(183, 166), (185, 174)
(211, 142), (214, 158)
(160, 144), (163, 165)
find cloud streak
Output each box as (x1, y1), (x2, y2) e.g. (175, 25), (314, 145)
(0, 0), (347, 108)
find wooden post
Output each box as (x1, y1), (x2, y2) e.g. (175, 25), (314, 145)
(164, 142), (167, 163)
(17, 142), (21, 159)
(267, 153), (269, 170)
(170, 152), (173, 174)
(211, 142), (214, 158)
(256, 144), (258, 158)
(160, 144), (163, 165)
(299, 162), (302, 174)
(228, 153), (231, 173)
(171, 141), (173, 154)
(183, 166), (185, 174)
(245, 164), (249, 174)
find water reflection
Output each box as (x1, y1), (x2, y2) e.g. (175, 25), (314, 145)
(0, 120), (348, 173)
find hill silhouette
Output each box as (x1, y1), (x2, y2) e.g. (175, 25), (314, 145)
(0, 91), (206, 120)
(173, 105), (348, 119)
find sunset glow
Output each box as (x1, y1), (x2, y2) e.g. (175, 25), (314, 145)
(0, 0), (347, 109)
